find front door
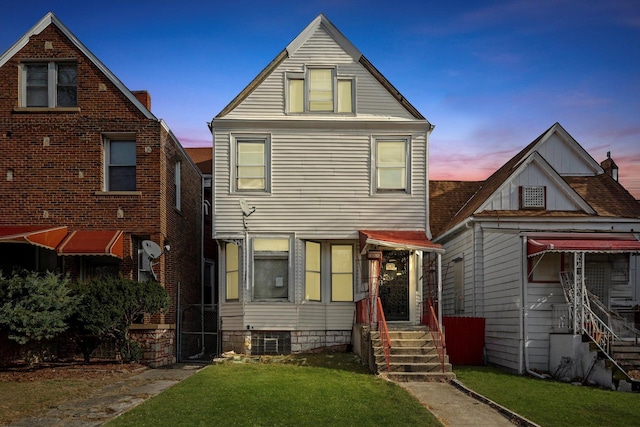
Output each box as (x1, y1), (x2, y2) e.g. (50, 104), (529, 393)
(379, 250), (410, 321)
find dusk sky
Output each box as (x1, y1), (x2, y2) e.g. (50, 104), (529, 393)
(3, 0), (639, 197)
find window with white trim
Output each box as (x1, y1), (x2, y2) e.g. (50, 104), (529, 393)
(233, 136), (270, 192)
(305, 241), (321, 301)
(331, 244), (353, 302)
(253, 237), (290, 300)
(520, 186), (546, 209)
(105, 139), (136, 191)
(286, 67), (354, 114)
(374, 138), (410, 192)
(21, 62), (77, 107)
(225, 242), (239, 300)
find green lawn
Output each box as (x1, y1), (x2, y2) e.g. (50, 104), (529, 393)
(107, 354), (440, 427)
(455, 366), (640, 427)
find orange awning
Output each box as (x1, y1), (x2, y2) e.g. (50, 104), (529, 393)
(0, 226), (68, 250)
(57, 230), (124, 258)
(528, 234), (640, 257)
(359, 230), (444, 254)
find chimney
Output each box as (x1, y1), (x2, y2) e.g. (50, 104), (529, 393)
(132, 90), (151, 111)
(600, 151), (619, 182)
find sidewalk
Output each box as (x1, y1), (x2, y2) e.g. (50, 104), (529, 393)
(7, 363), (202, 427)
(400, 380), (539, 427)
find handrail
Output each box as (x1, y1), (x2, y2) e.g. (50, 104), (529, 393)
(376, 297), (391, 372)
(427, 303), (446, 372)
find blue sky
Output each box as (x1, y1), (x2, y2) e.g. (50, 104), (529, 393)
(3, 0), (639, 197)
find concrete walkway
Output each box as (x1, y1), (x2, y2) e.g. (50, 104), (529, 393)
(400, 380), (539, 427)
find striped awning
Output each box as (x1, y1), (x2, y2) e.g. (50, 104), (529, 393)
(0, 226), (68, 250)
(527, 234), (640, 257)
(57, 230), (124, 258)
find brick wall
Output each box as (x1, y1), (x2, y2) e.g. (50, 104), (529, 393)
(0, 20), (202, 366)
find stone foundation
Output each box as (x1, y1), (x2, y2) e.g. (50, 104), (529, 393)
(129, 324), (176, 368)
(221, 329), (351, 355)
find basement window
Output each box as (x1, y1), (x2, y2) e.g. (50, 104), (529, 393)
(251, 331), (291, 355)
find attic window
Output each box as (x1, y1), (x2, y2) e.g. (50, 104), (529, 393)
(520, 186), (546, 209)
(286, 68), (354, 114)
(21, 62), (77, 108)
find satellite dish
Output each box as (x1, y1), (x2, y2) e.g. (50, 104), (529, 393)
(239, 198), (256, 216)
(141, 240), (162, 259)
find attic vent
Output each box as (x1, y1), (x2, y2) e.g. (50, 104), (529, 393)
(520, 186), (546, 209)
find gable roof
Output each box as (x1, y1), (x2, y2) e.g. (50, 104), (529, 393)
(430, 123), (640, 238)
(185, 147), (213, 175)
(213, 14), (425, 121)
(0, 12), (156, 120)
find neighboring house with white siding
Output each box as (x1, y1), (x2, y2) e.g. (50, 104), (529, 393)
(430, 122), (640, 386)
(209, 14), (443, 355)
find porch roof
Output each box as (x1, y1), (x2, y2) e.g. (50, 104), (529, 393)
(57, 230), (124, 258)
(0, 226), (68, 250)
(527, 233), (640, 257)
(359, 230), (444, 254)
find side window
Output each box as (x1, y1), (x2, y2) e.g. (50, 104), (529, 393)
(233, 136), (270, 192)
(225, 243), (239, 300)
(22, 62), (77, 108)
(253, 238), (290, 300)
(331, 244), (353, 302)
(174, 160), (181, 210)
(105, 139), (136, 191)
(305, 241), (321, 301)
(374, 138), (410, 193)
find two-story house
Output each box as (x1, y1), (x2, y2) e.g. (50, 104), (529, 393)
(0, 13), (203, 366)
(210, 14), (444, 356)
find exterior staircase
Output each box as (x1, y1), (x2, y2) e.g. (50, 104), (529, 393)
(371, 327), (455, 382)
(612, 340), (640, 375)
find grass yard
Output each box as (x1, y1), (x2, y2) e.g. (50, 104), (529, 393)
(107, 353), (441, 427)
(455, 366), (640, 427)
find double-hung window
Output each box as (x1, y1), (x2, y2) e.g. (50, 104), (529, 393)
(226, 242), (239, 300)
(22, 62), (77, 108)
(105, 139), (136, 191)
(234, 136), (270, 192)
(305, 241), (321, 301)
(287, 67), (354, 114)
(174, 160), (182, 210)
(253, 238), (290, 300)
(331, 244), (353, 302)
(374, 138), (410, 193)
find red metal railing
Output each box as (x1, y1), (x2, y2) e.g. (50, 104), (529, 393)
(376, 297), (391, 372)
(427, 303), (446, 372)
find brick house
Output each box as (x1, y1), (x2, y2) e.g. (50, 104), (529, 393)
(0, 12), (203, 366)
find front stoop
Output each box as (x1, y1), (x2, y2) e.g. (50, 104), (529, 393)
(371, 328), (456, 382)
(612, 340), (640, 374)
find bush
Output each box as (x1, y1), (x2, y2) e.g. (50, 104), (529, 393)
(70, 277), (170, 363)
(0, 271), (77, 363)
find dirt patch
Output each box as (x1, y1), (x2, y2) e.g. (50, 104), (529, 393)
(0, 361), (146, 425)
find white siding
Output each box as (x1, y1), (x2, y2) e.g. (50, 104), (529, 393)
(225, 26), (415, 120)
(482, 232), (522, 372)
(525, 281), (566, 371)
(214, 127), (427, 238)
(439, 230), (473, 316)
(485, 162), (582, 211)
(537, 133), (597, 176)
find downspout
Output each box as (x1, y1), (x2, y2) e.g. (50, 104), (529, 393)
(522, 235), (545, 378)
